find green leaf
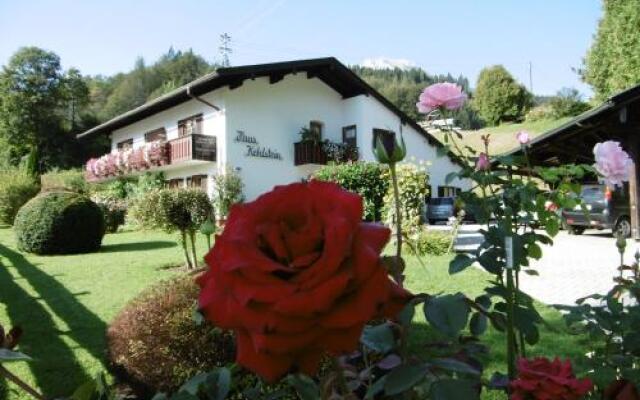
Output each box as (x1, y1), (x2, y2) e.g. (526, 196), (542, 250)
(70, 379), (97, 400)
(430, 358), (481, 376)
(523, 269), (539, 276)
(0, 349), (31, 362)
(286, 374), (319, 400)
(424, 293), (470, 338)
(361, 323), (396, 354)
(545, 218), (560, 237)
(431, 379), (479, 400)
(436, 145), (451, 158)
(470, 312), (488, 336)
(384, 364), (428, 396)
(449, 254), (474, 274)
(527, 243), (542, 260)
(365, 376), (387, 399)
(398, 301), (416, 327)
(180, 372), (208, 395)
(208, 367), (231, 400)
(474, 295), (491, 311)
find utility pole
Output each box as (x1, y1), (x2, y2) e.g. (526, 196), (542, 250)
(219, 33), (232, 67)
(528, 61), (533, 93)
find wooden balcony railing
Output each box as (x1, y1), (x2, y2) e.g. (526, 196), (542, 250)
(294, 141), (359, 166)
(169, 134), (216, 164)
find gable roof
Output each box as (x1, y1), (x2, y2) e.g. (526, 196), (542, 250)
(501, 83), (640, 165)
(76, 57), (455, 160)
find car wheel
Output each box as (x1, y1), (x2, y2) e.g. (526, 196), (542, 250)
(569, 226), (585, 235)
(615, 217), (632, 238)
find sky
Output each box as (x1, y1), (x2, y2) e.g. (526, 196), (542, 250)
(0, 0), (602, 97)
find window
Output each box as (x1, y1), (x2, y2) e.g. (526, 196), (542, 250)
(145, 127), (167, 142)
(178, 114), (203, 137)
(437, 186), (461, 198)
(188, 174), (209, 192)
(309, 120), (323, 141)
(342, 125), (357, 147)
(117, 138), (133, 150)
(166, 178), (183, 189)
(372, 128), (395, 150)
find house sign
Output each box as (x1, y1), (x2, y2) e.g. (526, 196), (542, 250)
(235, 130), (283, 160)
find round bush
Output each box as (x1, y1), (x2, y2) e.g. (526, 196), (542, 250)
(107, 275), (236, 396)
(14, 191), (105, 254)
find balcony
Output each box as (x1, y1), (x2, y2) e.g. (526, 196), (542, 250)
(85, 134), (216, 182)
(169, 134), (216, 164)
(294, 140), (359, 166)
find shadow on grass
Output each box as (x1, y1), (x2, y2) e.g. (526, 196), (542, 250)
(0, 244), (107, 399)
(100, 241), (176, 253)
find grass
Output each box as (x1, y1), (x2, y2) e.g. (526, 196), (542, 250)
(0, 227), (590, 400)
(432, 117), (572, 155)
(404, 253), (590, 400)
(0, 227), (209, 400)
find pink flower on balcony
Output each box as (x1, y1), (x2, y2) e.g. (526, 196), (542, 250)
(593, 141), (632, 188)
(417, 82), (467, 114)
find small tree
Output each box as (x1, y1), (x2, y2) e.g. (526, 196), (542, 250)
(212, 166), (244, 220)
(382, 163), (430, 234)
(474, 65), (533, 125)
(548, 87), (591, 118)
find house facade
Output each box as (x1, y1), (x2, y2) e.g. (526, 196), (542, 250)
(79, 58), (470, 201)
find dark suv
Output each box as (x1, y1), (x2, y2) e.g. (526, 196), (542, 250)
(562, 183), (631, 237)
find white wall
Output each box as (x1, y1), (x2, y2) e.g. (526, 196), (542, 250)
(223, 74), (355, 200)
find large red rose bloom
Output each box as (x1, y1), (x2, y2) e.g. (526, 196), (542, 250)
(511, 357), (593, 400)
(197, 181), (410, 382)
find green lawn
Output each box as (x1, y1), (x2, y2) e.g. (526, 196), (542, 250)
(0, 228), (589, 400)
(432, 117), (572, 155)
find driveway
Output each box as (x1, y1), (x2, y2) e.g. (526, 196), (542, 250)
(520, 229), (635, 306)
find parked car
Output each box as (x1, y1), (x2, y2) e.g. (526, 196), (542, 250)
(562, 183), (631, 237)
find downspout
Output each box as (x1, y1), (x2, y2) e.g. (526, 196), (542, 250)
(187, 86), (220, 111)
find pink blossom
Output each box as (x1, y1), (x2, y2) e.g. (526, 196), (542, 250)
(593, 141), (632, 188)
(475, 152), (491, 172)
(516, 131), (530, 145)
(416, 82), (467, 114)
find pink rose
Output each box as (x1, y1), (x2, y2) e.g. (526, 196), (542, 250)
(516, 131), (530, 145)
(593, 141), (632, 188)
(416, 83), (467, 114)
(475, 152), (490, 172)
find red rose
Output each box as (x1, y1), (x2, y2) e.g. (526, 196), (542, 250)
(197, 181), (410, 382)
(511, 357), (593, 400)
(604, 380), (640, 400)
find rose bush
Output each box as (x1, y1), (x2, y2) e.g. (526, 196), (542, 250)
(197, 181), (410, 382)
(510, 357), (592, 400)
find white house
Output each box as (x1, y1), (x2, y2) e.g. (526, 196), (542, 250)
(79, 57), (470, 201)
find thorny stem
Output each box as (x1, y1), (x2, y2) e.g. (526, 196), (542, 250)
(331, 358), (350, 397)
(0, 365), (45, 400)
(504, 211), (518, 381)
(390, 163), (403, 263)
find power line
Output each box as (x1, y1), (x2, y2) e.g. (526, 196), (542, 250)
(219, 33), (232, 67)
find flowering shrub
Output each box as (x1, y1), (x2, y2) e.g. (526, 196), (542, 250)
(381, 162), (430, 232)
(510, 357), (592, 400)
(197, 181), (410, 382)
(85, 140), (169, 181)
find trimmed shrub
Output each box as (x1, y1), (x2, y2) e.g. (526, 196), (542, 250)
(212, 166), (244, 219)
(41, 169), (88, 194)
(92, 195), (127, 233)
(525, 104), (554, 122)
(410, 229), (452, 256)
(14, 192), (105, 254)
(107, 275), (236, 396)
(382, 163), (430, 231)
(314, 162), (388, 221)
(0, 168), (40, 225)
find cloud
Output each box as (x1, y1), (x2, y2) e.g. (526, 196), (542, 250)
(361, 57), (417, 70)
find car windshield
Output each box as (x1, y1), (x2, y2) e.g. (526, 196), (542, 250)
(430, 197), (454, 205)
(580, 186), (604, 202)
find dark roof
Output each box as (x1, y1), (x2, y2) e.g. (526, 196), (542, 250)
(76, 57), (446, 151)
(502, 83), (640, 165)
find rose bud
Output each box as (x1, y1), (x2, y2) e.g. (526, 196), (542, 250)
(475, 152), (491, 172)
(373, 130), (406, 165)
(516, 131), (530, 145)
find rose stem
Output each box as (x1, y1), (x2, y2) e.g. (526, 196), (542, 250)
(331, 357), (350, 396)
(0, 365), (45, 400)
(390, 163), (403, 263)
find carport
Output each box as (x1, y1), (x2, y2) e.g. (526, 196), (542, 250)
(505, 84), (640, 240)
